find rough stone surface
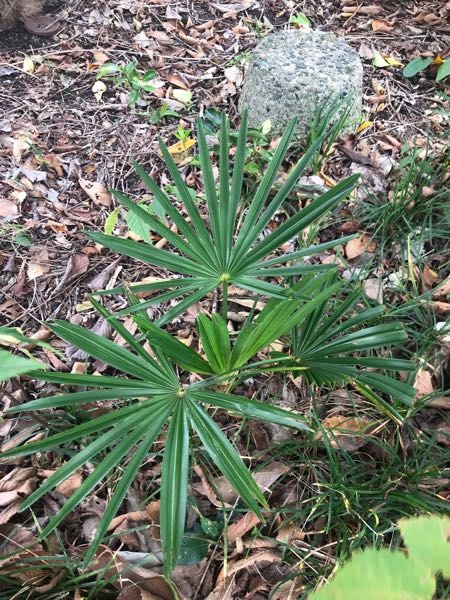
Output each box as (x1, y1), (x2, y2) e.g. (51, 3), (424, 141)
(0, 0), (45, 30)
(238, 29), (363, 139)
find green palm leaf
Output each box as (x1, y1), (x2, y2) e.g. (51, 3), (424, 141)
(160, 401), (190, 575)
(186, 397), (267, 515)
(89, 112), (357, 321)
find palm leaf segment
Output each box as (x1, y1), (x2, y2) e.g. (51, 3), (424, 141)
(89, 112), (359, 323)
(288, 275), (416, 422)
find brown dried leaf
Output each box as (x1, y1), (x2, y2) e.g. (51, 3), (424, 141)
(56, 472), (83, 497)
(425, 396), (450, 409)
(0, 199), (18, 217)
(432, 278), (450, 299)
(0, 468), (37, 524)
(209, 2), (253, 14)
(276, 521), (306, 544)
(421, 265), (438, 288)
(27, 261), (50, 280)
(363, 278), (383, 303)
(227, 512), (262, 544)
(345, 234), (374, 259)
(117, 587), (163, 600)
(193, 465), (232, 508)
(213, 461), (288, 502)
(414, 370), (434, 398)
(431, 301), (450, 315)
(79, 178), (112, 207)
(216, 550), (280, 584)
(371, 18), (394, 32)
(67, 254), (89, 278)
(314, 416), (373, 452)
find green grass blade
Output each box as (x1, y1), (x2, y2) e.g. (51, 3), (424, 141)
(218, 113), (231, 264)
(302, 357), (415, 371)
(159, 143), (218, 266)
(154, 283), (219, 326)
(160, 401), (190, 576)
(254, 134), (328, 234)
(186, 397), (266, 515)
(231, 276), (290, 299)
(113, 278), (218, 320)
(228, 111), (248, 258)
(190, 390), (311, 431)
(231, 284), (341, 367)
(111, 189), (203, 262)
(313, 324), (407, 355)
(95, 277), (198, 297)
(89, 297), (164, 367)
(38, 405), (173, 544)
(232, 132), (328, 266)
(5, 388), (161, 413)
(250, 235), (357, 269)
(353, 382), (405, 424)
(196, 117), (223, 267)
(248, 264), (335, 277)
(357, 372), (415, 406)
(19, 406), (167, 512)
(132, 162), (216, 265)
(27, 372), (152, 388)
(2, 400), (158, 458)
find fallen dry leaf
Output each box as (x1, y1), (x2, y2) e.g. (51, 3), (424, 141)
(371, 18), (394, 32)
(212, 461), (289, 503)
(0, 199), (18, 217)
(79, 178), (112, 207)
(345, 234), (375, 259)
(414, 370), (434, 398)
(432, 278), (450, 299)
(27, 262), (50, 280)
(216, 550), (280, 584)
(227, 512), (262, 544)
(431, 301), (450, 315)
(314, 416), (373, 452)
(364, 278), (383, 303)
(425, 396), (450, 410)
(0, 467), (37, 524)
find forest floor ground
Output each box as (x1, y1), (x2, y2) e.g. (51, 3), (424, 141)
(0, 1), (449, 598)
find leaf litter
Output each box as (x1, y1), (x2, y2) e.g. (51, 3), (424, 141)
(0, 0), (449, 597)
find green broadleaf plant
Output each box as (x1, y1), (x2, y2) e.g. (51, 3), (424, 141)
(90, 112), (359, 324)
(309, 515), (450, 599)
